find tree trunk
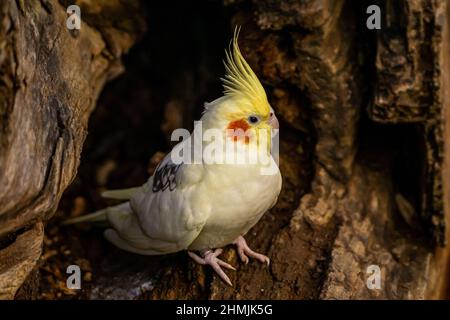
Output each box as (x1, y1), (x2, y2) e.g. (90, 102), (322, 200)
(0, 0), (145, 299)
(1, 0), (449, 300)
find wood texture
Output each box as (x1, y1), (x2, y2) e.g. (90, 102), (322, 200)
(0, 0), (144, 298)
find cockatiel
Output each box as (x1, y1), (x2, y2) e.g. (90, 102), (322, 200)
(64, 28), (282, 286)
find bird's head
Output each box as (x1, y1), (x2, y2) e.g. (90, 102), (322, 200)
(202, 27), (279, 148)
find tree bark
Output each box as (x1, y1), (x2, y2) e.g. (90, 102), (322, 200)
(0, 0), (144, 299)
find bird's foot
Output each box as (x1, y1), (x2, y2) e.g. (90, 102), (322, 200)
(188, 248), (236, 286)
(233, 235), (270, 266)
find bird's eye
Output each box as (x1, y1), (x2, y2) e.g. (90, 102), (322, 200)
(248, 115), (259, 124)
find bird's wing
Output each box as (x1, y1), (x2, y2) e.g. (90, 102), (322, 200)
(147, 143), (205, 193)
(101, 187), (140, 200)
(102, 136), (203, 197)
(108, 140), (209, 254)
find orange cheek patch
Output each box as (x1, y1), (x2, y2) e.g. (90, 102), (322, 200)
(227, 119), (251, 144)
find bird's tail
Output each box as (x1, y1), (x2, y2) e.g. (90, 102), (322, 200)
(62, 207), (109, 226)
(101, 187), (140, 200)
(62, 187), (139, 226)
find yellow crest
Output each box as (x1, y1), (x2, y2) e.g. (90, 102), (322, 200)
(221, 27), (270, 117)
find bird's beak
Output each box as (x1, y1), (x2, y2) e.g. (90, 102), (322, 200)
(268, 110), (279, 129)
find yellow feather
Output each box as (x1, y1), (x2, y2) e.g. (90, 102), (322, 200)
(221, 27), (270, 118)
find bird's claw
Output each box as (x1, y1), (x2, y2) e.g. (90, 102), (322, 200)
(188, 237), (269, 286)
(188, 248), (235, 286)
(233, 236), (270, 266)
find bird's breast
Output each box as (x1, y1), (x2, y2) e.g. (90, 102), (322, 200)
(188, 162), (282, 250)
